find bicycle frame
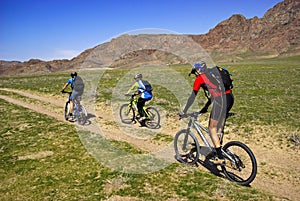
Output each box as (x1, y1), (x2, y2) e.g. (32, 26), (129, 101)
(186, 114), (214, 153)
(127, 96), (151, 119)
(185, 113), (236, 162)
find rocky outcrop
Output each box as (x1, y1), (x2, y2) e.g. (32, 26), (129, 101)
(190, 0), (300, 60)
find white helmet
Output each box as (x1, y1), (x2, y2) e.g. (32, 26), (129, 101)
(134, 73), (142, 79)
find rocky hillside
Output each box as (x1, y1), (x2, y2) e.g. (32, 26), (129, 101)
(0, 0), (299, 76)
(190, 0), (300, 61)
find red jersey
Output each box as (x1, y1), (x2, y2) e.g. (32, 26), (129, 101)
(193, 74), (231, 98)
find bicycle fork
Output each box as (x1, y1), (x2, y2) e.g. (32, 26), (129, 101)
(221, 148), (244, 170)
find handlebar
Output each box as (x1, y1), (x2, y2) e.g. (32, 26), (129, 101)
(61, 90), (72, 95)
(178, 111), (203, 120)
(125, 93), (137, 98)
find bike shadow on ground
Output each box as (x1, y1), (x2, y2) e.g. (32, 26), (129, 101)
(195, 146), (226, 179)
(196, 158), (224, 178)
(82, 113), (96, 126)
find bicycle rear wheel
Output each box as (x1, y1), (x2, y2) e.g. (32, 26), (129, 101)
(221, 141), (257, 186)
(77, 104), (87, 125)
(64, 101), (70, 120)
(144, 107), (160, 129)
(174, 129), (200, 165)
(120, 104), (135, 124)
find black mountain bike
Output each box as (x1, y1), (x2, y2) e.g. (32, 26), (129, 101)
(174, 112), (257, 186)
(62, 91), (87, 125)
(119, 94), (160, 129)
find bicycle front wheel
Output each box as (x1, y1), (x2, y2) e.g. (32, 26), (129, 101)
(174, 129), (200, 165)
(144, 107), (160, 129)
(77, 104), (87, 125)
(222, 141), (257, 186)
(119, 104), (135, 124)
(64, 101), (70, 120)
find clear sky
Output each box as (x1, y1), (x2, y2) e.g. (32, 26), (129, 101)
(0, 0), (282, 61)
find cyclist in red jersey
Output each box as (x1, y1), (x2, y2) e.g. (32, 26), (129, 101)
(182, 61), (234, 165)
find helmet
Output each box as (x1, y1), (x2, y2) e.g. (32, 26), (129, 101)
(70, 72), (77, 77)
(193, 61), (207, 71)
(134, 73), (142, 79)
(189, 61), (207, 76)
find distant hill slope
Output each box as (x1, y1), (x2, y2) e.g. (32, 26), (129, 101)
(1, 0), (299, 76)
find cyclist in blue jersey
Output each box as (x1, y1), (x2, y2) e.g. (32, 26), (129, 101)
(61, 72), (84, 121)
(126, 73), (153, 125)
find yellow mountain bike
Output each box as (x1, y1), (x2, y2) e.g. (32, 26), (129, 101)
(119, 94), (160, 129)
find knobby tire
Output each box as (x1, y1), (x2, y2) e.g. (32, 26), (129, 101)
(174, 129), (200, 165)
(221, 141), (257, 186)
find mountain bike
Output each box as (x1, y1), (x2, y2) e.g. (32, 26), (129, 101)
(62, 91), (87, 125)
(174, 112), (257, 186)
(119, 94), (160, 129)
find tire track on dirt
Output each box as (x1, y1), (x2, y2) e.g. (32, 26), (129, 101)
(0, 88), (175, 155)
(0, 88), (63, 107)
(0, 94), (65, 121)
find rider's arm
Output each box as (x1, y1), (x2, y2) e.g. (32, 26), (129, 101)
(183, 75), (204, 114)
(61, 83), (69, 92)
(126, 82), (139, 94)
(183, 90), (198, 114)
(61, 78), (73, 92)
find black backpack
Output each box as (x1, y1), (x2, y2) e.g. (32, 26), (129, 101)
(205, 66), (233, 91)
(73, 76), (84, 92)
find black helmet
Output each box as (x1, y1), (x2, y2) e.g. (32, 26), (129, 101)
(71, 72), (77, 77)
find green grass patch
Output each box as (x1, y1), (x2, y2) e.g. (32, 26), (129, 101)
(1, 57), (299, 200)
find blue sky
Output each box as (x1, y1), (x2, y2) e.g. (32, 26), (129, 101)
(0, 0), (282, 61)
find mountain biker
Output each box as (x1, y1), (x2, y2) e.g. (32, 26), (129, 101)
(181, 61), (234, 165)
(126, 73), (153, 126)
(61, 72), (84, 121)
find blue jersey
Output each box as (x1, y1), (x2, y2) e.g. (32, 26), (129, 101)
(137, 80), (152, 100)
(68, 78), (74, 89)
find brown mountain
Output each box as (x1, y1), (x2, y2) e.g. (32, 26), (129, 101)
(0, 0), (299, 76)
(190, 0), (300, 61)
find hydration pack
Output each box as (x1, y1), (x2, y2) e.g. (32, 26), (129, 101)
(142, 80), (153, 93)
(205, 66), (233, 91)
(73, 76), (84, 92)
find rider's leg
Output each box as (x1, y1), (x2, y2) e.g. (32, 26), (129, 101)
(69, 94), (74, 116)
(70, 100), (74, 115)
(209, 99), (225, 164)
(137, 98), (146, 117)
(209, 118), (221, 148)
(222, 93), (234, 132)
(69, 91), (78, 120)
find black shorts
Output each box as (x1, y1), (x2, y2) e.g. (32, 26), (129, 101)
(210, 93), (234, 121)
(70, 90), (83, 101)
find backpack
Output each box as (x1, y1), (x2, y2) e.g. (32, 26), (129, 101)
(142, 80), (153, 93)
(205, 66), (233, 91)
(73, 76), (84, 92)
